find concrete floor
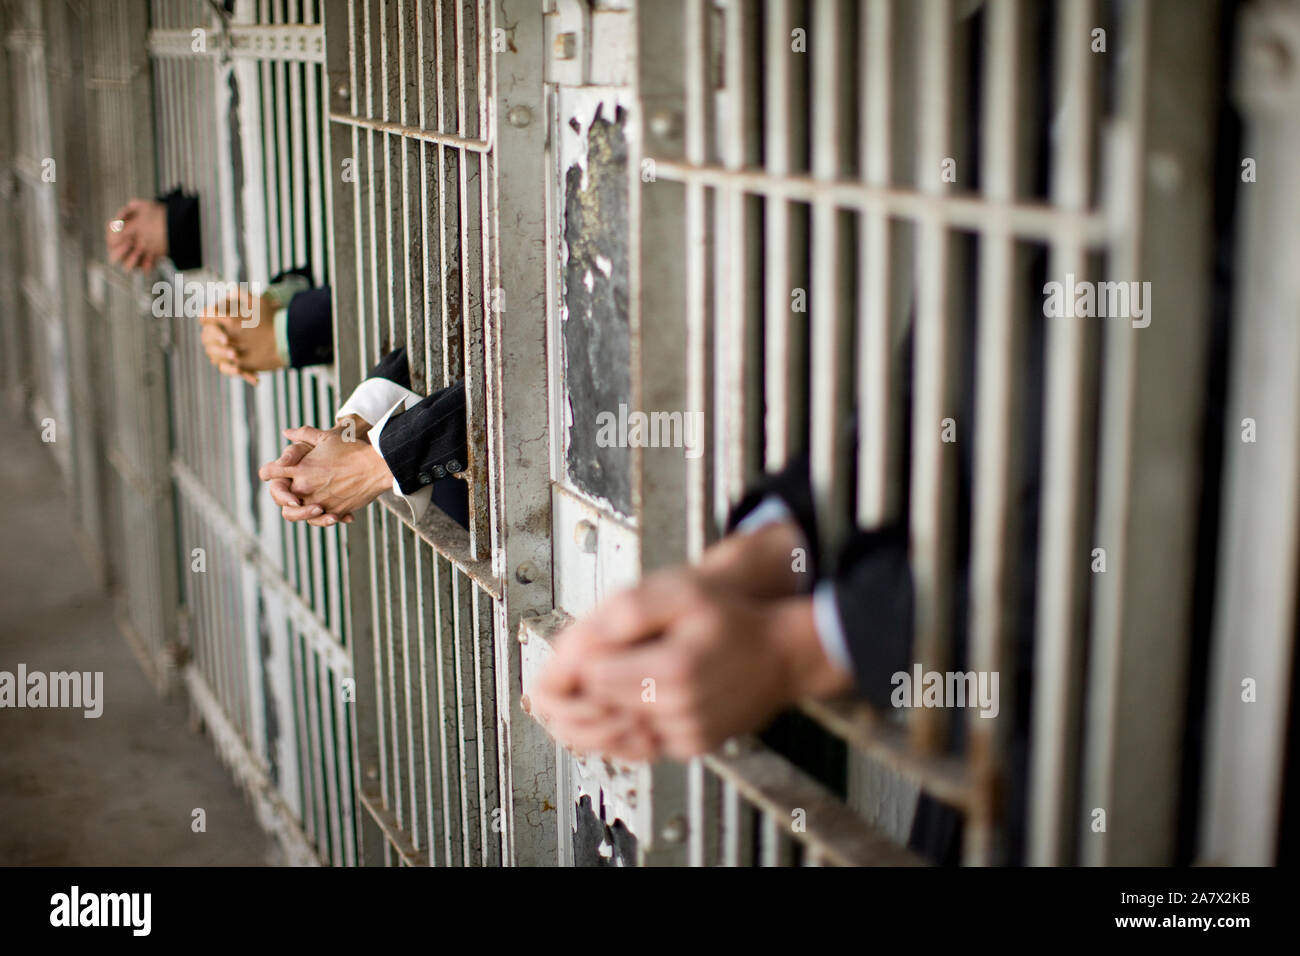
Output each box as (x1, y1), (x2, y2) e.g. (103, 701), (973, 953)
(0, 414), (279, 865)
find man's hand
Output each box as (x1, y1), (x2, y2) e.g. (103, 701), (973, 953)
(106, 199), (167, 273)
(534, 567), (852, 763)
(259, 438), (349, 526)
(257, 417), (392, 526)
(199, 290), (283, 384)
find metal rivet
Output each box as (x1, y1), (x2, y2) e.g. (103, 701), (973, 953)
(335, 82), (348, 99)
(661, 815), (688, 844)
(574, 519), (598, 554)
(648, 108), (682, 141)
(515, 561), (539, 584)
(365, 765), (379, 780)
(553, 32), (577, 60)
(507, 105), (533, 128)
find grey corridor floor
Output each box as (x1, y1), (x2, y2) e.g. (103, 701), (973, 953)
(0, 413), (279, 865)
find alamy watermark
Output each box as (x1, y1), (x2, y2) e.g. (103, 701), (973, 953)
(151, 272), (259, 325)
(50, 886), (150, 936)
(0, 664), (103, 718)
(890, 665), (999, 719)
(595, 404), (705, 459)
(1043, 273), (1152, 328)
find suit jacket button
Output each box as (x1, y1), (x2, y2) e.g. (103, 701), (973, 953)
(432, 465), (446, 480)
(446, 458), (462, 474)
(418, 471), (433, 485)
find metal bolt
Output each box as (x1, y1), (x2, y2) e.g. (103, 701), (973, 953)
(515, 561), (539, 584)
(365, 765), (379, 781)
(335, 82), (349, 99)
(661, 814), (688, 844)
(648, 108), (682, 141)
(574, 519), (598, 554)
(553, 32), (577, 60)
(722, 737), (742, 757)
(507, 105), (533, 128)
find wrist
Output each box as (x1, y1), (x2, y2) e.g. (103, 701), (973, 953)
(765, 597), (852, 703)
(363, 441), (393, 499)
(700, 521), (805, 599)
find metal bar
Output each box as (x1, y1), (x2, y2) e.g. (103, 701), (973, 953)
(703, 742), (927, 866)
(1081, 0), (1216, 865)
(964, 0), (1029, 867)
(1200, 0), (1300, 866)
(907, 0), (957, 754)
(1027, 0), (1098, 866)
(644, 160), (1110, 245)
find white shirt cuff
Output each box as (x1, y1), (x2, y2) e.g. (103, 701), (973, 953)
(812, 580), (855, 677)
(336, 376), (419, 428)
(364, 394), (434, 524)
(734, 495), (796, 535)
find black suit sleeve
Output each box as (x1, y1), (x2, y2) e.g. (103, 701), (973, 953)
(357, 348), (470, 529)
(727, 453), (822, 579)
(727, 454), (915, 711)
(283, 286), (334, 368)
(157, 187), (202, 271)
(828, 526), (914, 711)
(365, 347), (413, 389)
(376, 380), (468, 494)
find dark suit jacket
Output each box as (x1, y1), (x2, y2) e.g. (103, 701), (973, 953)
(363, 348), (469, 530)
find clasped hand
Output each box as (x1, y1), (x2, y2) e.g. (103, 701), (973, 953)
(257, 416), (393, 527)
(532, 521), (851, 764)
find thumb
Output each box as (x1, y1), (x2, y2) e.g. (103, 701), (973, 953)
(283, 425), (329, 445)
(277, 440), (314, 466)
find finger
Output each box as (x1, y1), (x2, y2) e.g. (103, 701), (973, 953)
(199, 323), (229, 347)
(241, 371), (259, 386)
(583, 644), (676, 709)
(259, 459), (297, 482)
(595, 573), (701, 645)
(108, 237), (134, 265)
(600, 726), (662, 764)
(558, 578), (692, 657)
(267, 478), (301, 508)
(658, 722), (718, 761)
(545, 705), (645, 755)
(307, 514), (340, 528)
(199, 313), (237, 336)
(278, 441), (314, 465)
(281, 502), (324, 522)
(536, 648), (586, 699)
(533, 689), (621, 726)
(283, 425), (330, 444)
